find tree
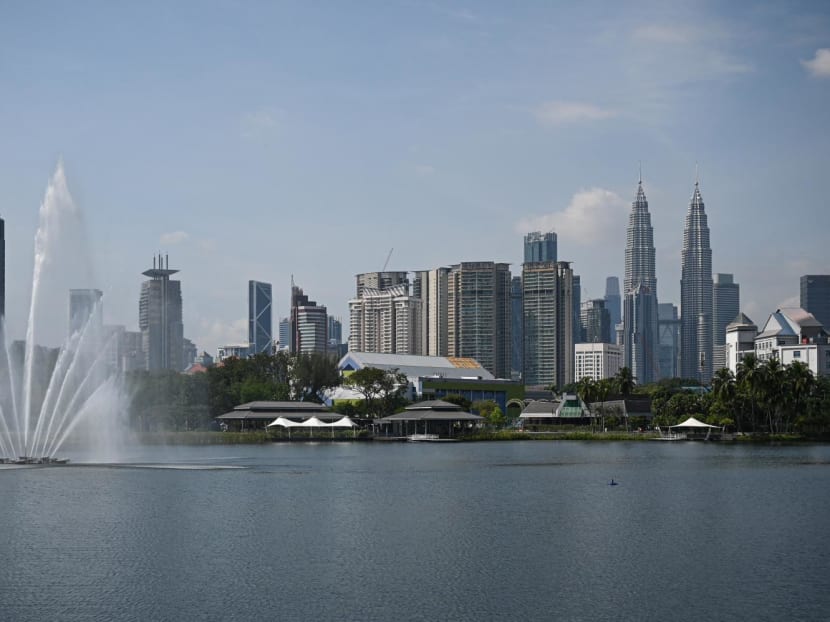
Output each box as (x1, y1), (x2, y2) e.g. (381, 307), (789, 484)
(344, 367), (408, 418)
(471, 400), (505, 427)
(615, 367), (636, 396)
(291, 353), (341, 402)
(441, 394), (472, 411)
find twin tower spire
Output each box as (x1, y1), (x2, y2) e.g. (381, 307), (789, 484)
(623, 167), (712, 384)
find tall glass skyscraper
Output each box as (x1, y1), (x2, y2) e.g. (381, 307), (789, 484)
(801, 275), (830, 329)
(680, 180), (713, 382)
(139, 255), (184, 371)
(623, 177), (659, 384)
(248, 280), (273, 355)
(524, 231), (557, 263)
(604, 276), (621, 338)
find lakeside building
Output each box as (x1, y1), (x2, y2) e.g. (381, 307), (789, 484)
(725, 313), (757, 375)
(336, 351), (495, 402)
(139, 254), (184, 371)
(754, 308), (829, 376)
(623, 177), (660, 384)
(658, 303), (681, 380)
(290, 283), (328, 354)
(522, 261), (574, 388)
(574, 342), (623, 382)
(216, 401), (336, 431)
(713, 273), (740, 372)
(413, 268), (450, 357)
(248, 280), (273, 355)
(680, 179), (714, 382)
(447, 262), (511, 379)
(348, 284), (423, 355)
(420, 377), (524, 417)
(801, 275), (830, 330)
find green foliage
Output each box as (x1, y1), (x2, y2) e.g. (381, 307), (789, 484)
(471, 400), (505, 427)
(343, 367), (408, 417)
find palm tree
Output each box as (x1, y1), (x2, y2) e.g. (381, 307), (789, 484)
(576, 376), (597, 430)
(737, 354), (761, 432)
(785, 361), (814, 434)
(615, 367), (635, 397)
(711, 367), (737, 429)
(760, 358), (785, 434)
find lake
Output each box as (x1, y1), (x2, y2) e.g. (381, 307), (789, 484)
(1, 441), (829, 621)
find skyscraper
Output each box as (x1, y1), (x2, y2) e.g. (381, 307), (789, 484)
(278, 317), (290, 351)
(139, 255), (184, 371)
(713, 273), (739, 372)
(572, 274), (582, 348)
(801, 275), (830, 330)
(69, 288), (103, 337)
(290, 283), (327, 354)
(522, 261), (573, 387)
(623, 176), (660, 384)
(511, 276), (523, 378)
(580, 299), (611, 344)
(248, 280), (273, 355)
(328, 316), (343, 346)
(524, 231), (557, 263)
(447, 262), (511, 378)
(657, 303), (681, 379)
(355, 271), (409, 298)
(413, 268), (449, 357)
(680, 179), (714, 382)
(604, 277), (621, 339)
(348, 284), (422, 355)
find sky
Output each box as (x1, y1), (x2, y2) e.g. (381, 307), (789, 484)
(1, 0), (829, 353)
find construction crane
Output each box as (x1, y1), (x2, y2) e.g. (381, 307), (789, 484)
(382, 248), (394, 272)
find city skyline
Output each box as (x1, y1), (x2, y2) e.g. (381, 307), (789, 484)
(1, 3), (829, 355)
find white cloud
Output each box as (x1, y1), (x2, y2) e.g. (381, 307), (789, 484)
(195, 318), (249, 355)
(160, 231), (189, 245)
(802, 48), (830, 77)
(534, 101), (617, 127)
(516, 188), (627, 245)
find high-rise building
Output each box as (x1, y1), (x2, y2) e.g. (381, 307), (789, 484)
(69, 288), (103, 337)
(511, 276), (523, 378)
(572, 274), (582, 348)
(623, 177), (660, 384)
(604, 277), (621, 339)
(348, 284), (422, 355)
(522, 261), (573, 388)
(680, 179), (714, 382)
(580, 299), (611, 344)
(447, 262), (511, 378)
(328, 316), (343, 346)
(413, 268), (450, 357)
(278, 317), (290, 351)
(248, 280), (273, 355)
(801, 275), (830, 330)
(290, 283), (327, 354)
(356, 271), (409, 298)
(575, 342), (622, 382)
(0, 215), (5, 319)
(713, 273), (739, 372)
(524, 231), (557, 263)
(657, 303), (681, 379)
(139, 255), (184, 371)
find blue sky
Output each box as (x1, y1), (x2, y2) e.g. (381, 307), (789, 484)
(1, 1), (829, 352)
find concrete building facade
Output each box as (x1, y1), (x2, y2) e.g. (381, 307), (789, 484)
(574, 342), (623, 382)
(139, 255), (184, 371)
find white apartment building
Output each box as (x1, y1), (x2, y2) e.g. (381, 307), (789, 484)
(348, 284), (423, 355)
(574, 342), (622, 382)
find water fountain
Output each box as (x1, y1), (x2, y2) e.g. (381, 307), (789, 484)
(0, 162), (128, 464)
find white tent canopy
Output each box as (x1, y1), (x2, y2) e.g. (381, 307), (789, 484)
(670, 417), (721, 429)
(267, 416), (358, 428)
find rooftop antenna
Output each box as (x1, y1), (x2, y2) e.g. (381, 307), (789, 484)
(638, 160), (642, 185)
(695, 161), (699, 186)
(382, 248), (394, 272)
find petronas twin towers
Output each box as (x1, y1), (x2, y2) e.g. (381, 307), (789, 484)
(623, 172), (713, 384)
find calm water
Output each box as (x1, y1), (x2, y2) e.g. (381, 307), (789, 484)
(1, 441), (829, 621)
